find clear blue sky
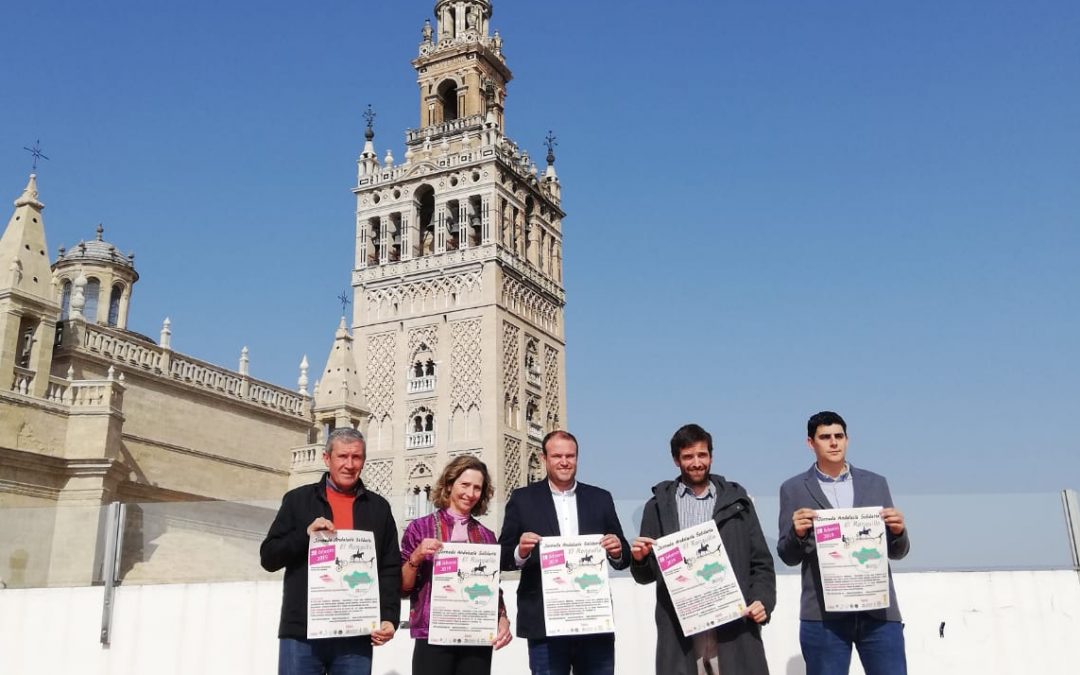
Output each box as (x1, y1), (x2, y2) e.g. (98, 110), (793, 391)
(3, 1), (1078, 515)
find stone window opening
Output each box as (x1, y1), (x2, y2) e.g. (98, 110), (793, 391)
(416, 185), (436, 256)
(437, 80), (459, 122)
(107, 284), (123, 327)
(408, 345), (437, 394)
(445, 199), (460, 251)
(60, 280), (72, 320)
(407, 407), (436, 449)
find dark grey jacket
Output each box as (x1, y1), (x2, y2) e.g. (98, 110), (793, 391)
(776, 465), (910, 622)
(631, 475), (776, 675)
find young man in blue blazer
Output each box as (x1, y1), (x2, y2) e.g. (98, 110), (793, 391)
(498, 430), (630, 675)
(778, 411), (910, 675)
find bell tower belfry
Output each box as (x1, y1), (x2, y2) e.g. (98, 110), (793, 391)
(348, 0), (567, 528)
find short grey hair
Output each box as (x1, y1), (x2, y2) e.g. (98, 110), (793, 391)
(324, 428), (366, 455)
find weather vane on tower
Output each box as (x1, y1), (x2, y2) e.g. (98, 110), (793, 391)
(363, 105), (376, 140)
(544, 131), (558, 165)
(23, 140), (49, 172)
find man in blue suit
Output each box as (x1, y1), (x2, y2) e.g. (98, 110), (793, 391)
(498, 430), (630, 675)
(778, 411), (910, 675)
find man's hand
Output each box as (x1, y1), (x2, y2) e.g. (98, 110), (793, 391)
(518, 532), (541, 559)
(409, 538), (443, 565)
(371, 620), (396, 646)
(492, 615), (512, 650)
(743, 600), (767, 624)
(792, 508), (817, 538)
(600, 534), (623, 559)
(881, 507), (905, 535)
(307, 517), (335, 537)
(630, 536), (656, 562)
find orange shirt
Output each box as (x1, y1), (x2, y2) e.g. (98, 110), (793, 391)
(326, 486), (356, 530)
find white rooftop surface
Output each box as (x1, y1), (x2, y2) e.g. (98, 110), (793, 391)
(2, 570), (1078, 674)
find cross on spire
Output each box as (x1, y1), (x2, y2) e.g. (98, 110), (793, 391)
(23, 140), (49, 172)
(338, 288), (352, 317)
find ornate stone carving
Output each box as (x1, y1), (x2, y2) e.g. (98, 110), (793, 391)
(450, 318), (482, 410)
(408, 324), (439, 360)
(544, 345), (560, 429)
(365, 332), (397, 418)
(501, 275), (559, 332)
(527, 447), (545, 483)
(502, 321), (520, 402)
(503, 436), (522, 499)
(362, 458), (394, 497)
(366, 269), (482, 317)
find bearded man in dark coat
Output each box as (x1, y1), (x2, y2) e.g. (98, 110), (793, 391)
(631, 424), (776, 675)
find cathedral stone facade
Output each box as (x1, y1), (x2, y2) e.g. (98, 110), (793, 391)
(290, 0), (568, 529)
(0, 0), (564, 588)
(0, 176), (314, 588)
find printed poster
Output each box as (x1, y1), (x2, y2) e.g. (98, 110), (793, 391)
(428, 542), (501, 646)
(654, 520), (747, 636)
(539, 535), (615, 636)
(307, 530), (381, 639)
(814, 507), (890, 612)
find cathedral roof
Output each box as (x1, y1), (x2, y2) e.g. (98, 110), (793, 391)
(54, 224), (139, 280)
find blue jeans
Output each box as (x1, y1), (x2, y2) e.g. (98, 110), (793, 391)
(278, 637), (373, 675)
(526, 634), (615, 675)
(800, 617), (907, 675)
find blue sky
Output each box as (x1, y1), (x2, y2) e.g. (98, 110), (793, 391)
(3, 0), (1078, 530)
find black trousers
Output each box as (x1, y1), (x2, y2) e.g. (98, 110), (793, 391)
(412, 638), (494, 675)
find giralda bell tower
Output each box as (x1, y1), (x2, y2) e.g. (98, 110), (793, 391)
(348, 0), (567, 527)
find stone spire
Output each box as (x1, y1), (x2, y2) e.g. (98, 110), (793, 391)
(0, 174), (55, 303)
(313, 317), (366, 411)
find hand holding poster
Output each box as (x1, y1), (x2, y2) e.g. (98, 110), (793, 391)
(654, 520), (746, 636)
(813, 507), (890, 612)
(539, 535), (615, 637)
(307, 530), (381, 639)
(428, 543), (501, 646)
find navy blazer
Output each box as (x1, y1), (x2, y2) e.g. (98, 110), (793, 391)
(777, 464), (910, 622)
(498, 479), (630, 639)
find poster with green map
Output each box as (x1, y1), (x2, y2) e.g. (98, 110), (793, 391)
(539, 535), (615, 637)
(654, 520), (747, 636)
(429, 543), (501, 646)
(307, 530), (381, 639)
(813, 507), (890, 612)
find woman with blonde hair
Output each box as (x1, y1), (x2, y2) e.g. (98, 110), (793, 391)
(400, 455), (512, 674)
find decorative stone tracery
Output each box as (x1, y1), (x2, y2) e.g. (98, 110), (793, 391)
(365, 333), (397, 418)
(501, 275), (559, 331)
(544, 345), (560, 430)
(362, 458), (394, 497)
(503, 436), (522, 499)
(450, 318), (482, 410)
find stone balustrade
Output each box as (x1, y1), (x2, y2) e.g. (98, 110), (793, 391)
(528, 421), (544, 441)
(291, 444), (323, 471)
(60, 322), (309, 419)
(407, 375), (436, 394)
(406, 431), (435, 450)
(11, 365), (34, 395)
(406, 115), (485, 144)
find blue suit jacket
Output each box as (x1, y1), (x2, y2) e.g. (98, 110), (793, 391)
(777, 465), (910, 622)
(497, 479), (630, 638)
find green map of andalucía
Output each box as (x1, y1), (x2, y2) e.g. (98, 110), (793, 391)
(344, 571), (373, 589)
(464, 584), (494, 601)
(574, 574), (602, 590)
(696, 562), (726, 582)
(852, 548), (882, 565)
